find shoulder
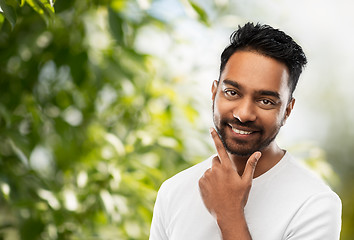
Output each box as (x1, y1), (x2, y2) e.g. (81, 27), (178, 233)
(269, 153), (336, 195)
(152, 155), (214, 223)
(284, 182), (342, 239)
(252, 152), (341, 216)
(158, 155), (214, 197)
(284, 154), (342, 237)
(249, 153), (342, 239)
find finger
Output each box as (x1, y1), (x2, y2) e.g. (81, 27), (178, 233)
(209, 127), (235, 170)
(201, 168), (212, 179)
(211, 156), (221, 167)
(242, 151), (261, 181)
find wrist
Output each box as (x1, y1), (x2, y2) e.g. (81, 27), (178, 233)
(216, 209), (251, 240)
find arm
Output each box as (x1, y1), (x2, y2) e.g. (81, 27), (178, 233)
(198, 128), (261, 240)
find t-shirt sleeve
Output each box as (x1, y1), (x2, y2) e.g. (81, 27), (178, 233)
(149, 183), (169, 240)
(284, 191), (342, 240)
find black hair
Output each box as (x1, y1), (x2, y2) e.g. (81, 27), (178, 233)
(219, 22), (307, 97)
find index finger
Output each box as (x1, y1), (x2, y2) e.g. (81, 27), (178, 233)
(210, 127), (236, 170)
(242, 151), (261, 181)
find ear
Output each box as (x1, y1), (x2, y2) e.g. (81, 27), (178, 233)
(211, 80), (218, 101)
(282, 98), (295, 126)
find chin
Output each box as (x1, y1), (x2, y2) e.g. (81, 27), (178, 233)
(227, 149), (255, 157)
(224, 143), (258, 157)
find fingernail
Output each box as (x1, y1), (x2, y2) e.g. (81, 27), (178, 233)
(254, 152), (261, 161)
(209, 127), (214, 134)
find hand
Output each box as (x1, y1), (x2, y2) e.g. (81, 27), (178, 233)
(198, 127), (261, 239)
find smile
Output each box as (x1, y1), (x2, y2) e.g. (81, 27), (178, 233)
(231, 127), (252, 135)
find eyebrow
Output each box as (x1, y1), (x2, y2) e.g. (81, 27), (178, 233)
(222, 79), (281, 99)
(256, 90), (280, 99)
(223, 79), (242, 89)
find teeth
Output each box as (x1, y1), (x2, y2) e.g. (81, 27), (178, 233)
(232, 127), (252, 135)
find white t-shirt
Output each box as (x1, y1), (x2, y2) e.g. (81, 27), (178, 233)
(149, 152), (342, 240)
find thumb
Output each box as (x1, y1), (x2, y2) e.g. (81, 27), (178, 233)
(242, 151), (261, 181)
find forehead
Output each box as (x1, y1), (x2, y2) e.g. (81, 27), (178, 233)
(220, 51), (290, 97)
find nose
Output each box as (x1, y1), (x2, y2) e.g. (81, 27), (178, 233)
(232, 98), (257, 123)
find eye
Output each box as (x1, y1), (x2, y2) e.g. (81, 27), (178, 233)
(259, 99), (276, 107)
(224, 89), (238, 97)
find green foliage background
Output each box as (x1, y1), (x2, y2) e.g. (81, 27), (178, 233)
(0, 0), (210, 239)
(0, 0), (353, 239)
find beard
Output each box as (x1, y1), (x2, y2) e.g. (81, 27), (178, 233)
(212, 105), (281, 157)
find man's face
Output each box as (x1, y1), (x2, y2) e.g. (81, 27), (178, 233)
(212, 51), (294, 157)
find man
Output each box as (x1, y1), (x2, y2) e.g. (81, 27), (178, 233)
(149, 22), (342, 240)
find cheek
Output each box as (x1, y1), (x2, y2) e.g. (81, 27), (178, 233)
(213, 96), (223, 116)
(213, 102), (222, 124)
(262, 111), (284, 129)
(277, 106), (289, 125)
(214, 98), (233, 121)
(213, 99), (231, 126)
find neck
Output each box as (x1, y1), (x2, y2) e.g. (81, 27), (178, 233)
(228, 142), (285, 178)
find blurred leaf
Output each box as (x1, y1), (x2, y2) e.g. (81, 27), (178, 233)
(0, 0), (17, 29)
(188, 0), (209, 26)
(108, 7), (125, 46)
(25, 0), (55, 25)
(26, 0), (54, 14)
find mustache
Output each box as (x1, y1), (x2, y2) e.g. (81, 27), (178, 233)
(223, 118), (263, 131)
